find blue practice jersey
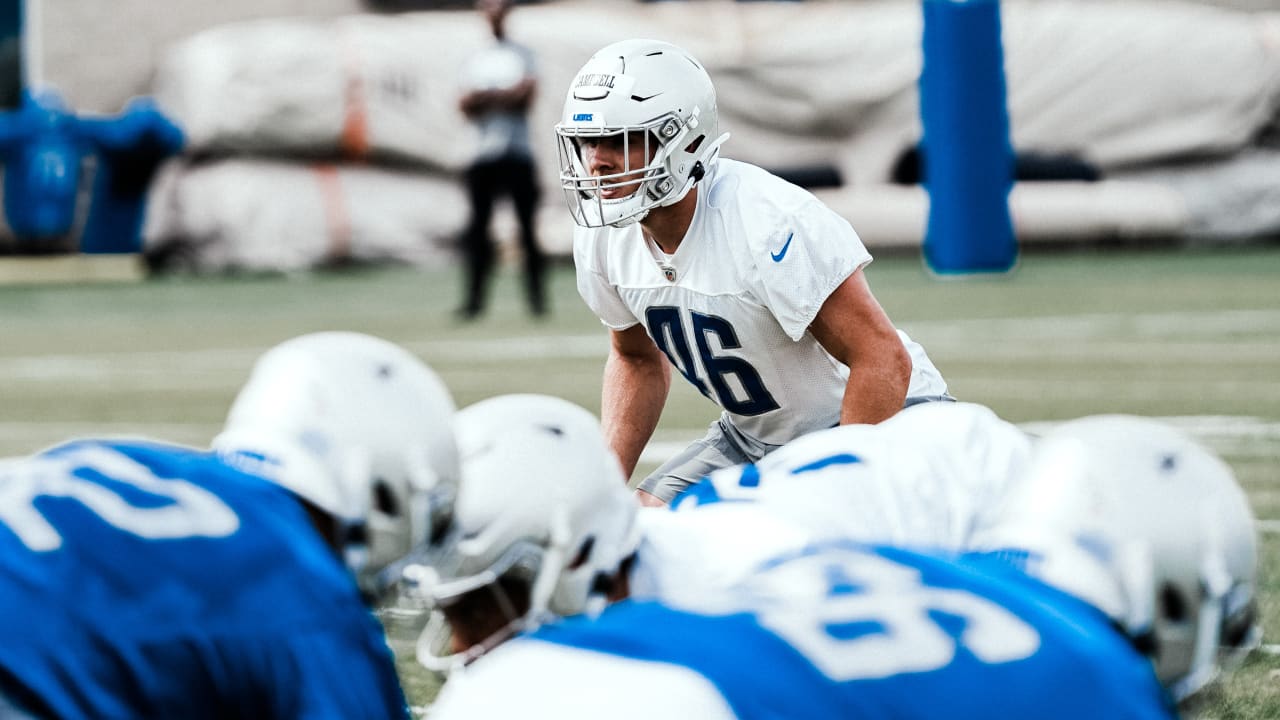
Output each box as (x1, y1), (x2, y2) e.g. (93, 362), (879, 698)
(0, 439), (407, 720)
(434, 540), (1175, 720)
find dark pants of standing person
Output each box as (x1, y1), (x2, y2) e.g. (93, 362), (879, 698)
(458, 155), (545, 319)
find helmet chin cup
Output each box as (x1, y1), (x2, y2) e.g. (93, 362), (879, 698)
(608, 207), (647, 228)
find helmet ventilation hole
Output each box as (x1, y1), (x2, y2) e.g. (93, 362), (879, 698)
(567, 536), (596, 570)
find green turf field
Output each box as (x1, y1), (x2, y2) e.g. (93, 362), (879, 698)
(1, 246), (1278, 717)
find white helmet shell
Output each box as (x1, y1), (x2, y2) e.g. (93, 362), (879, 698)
(979, 415), (1259, 703)
(414, 394), (640, 671)
(555, 39), (729, 228)
(212, 332), (459, 597)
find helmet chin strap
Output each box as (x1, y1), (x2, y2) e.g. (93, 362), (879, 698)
(1170, 518), (1234, 702)
(529, 505), (571, 615)
(607, 208), (649, 229)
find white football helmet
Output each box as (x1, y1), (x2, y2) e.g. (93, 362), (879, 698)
(977, 415), (1259, 703)
(410, 394), (640, 671)
(555, 39), (730, 228)
(211, 332), (459, 599)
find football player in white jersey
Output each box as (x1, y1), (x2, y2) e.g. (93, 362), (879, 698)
(967, 415), (1261, 706)
(407, 396), (1256, 717)
(405, 396), (1195, 719)
(678, 408), (1262, 707)
(0, 332), (461, 719)
(408, 393), (810, 674)
(555, 39), (951, 506)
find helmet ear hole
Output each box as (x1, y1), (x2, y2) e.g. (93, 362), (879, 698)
(1220, 597), (1257, 649)
(1160, 582), (1188, 623)
(373, 479), (399, 517)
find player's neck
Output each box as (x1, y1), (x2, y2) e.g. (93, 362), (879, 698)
(640, 186), (698, 255)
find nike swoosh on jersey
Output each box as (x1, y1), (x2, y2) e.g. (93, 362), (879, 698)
(770, 233), (795, 262)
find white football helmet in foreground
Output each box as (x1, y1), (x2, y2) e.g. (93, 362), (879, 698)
(212, 331), (460, 598)
(410, 394), (641, 672)
(973, 415), (1259, 703)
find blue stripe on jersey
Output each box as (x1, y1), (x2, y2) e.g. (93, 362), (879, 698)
(670, 477), (722, 509)
(790, 452), (861, 474)
(737, 463), (761, 487)
(531, 542), (1175, 720)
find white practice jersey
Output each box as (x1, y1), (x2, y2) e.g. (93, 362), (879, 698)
(430, 639), (738, 720)
(675, 402), (1033, 551)
(627, 502), (817, 608)
(575, 158), (948, 446)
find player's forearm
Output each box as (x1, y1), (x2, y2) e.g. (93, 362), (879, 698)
(839, 346), (910, 425)
(461, 81), (534, 116)
(600, 352), (670, 480)
(499, 78), (536, 111)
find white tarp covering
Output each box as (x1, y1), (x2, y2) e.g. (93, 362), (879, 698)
(152, 12), (485, 170)
(154, 0), (1280, 186)
(142, 159), (467, 273)
(145, 0), (1280, 269)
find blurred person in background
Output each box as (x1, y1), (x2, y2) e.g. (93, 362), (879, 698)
(555, 39), (950, 508)
(455, 0), (546, 321)
(406, 395), (1174, 719)
(0, 332), (459, 720)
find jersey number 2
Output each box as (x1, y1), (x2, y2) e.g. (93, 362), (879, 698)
(647, 307), (780, 416)
(0, 446), (240, 552)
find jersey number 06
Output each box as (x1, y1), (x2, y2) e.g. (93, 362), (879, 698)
(647, 307), (780, 416)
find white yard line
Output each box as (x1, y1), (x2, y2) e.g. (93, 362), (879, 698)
(0, 335), (610, 381)
(3, 306), (1279, 380)
(925, 342), (1280, 363)
(901, 309), (1280, 342)
(404, 335), (608, 361)
(1020, 416), (1280, 439)
(1255, 520), (1280, 535)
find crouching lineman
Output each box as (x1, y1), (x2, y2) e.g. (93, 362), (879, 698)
(0, 332), (459, 719)
(405, 394), (1175, 719)
(680, 406), (1262, 712)
(968, 415), (1262, 708)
